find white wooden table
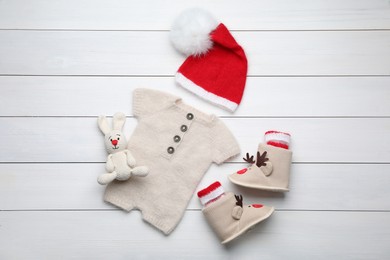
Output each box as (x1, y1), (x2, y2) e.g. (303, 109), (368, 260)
(1, 1), (390, 259)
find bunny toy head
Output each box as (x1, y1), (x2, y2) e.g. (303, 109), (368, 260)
(98, 112), (128, 154)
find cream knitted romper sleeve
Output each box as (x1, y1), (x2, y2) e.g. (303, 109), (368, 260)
(104, 88), (240, 235)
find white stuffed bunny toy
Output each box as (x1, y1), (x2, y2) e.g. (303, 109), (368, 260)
(97, 112), (149, 185)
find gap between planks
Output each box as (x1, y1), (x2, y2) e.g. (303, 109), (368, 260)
(0, 116), (390, 119)
(1, 29), (390, 32)
(0, 162), (389, 165)
(1, 209), (389, 213)
(1, 74), (390, 77)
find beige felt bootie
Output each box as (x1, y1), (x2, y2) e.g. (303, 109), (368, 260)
(229, 131), (292, 192)
(197, 182), (274, 244)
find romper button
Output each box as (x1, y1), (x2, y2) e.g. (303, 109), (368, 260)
(167, 147), (175, 154)
(186, 113), (194, 120)
(180, 125), (188, 132)
(174, 135), (181, 142)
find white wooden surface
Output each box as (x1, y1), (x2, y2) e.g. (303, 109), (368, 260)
(0, 1), (389, 259)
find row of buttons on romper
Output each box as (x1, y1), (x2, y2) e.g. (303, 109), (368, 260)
(167, 113), (194, 154)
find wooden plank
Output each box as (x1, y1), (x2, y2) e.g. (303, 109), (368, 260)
(1, 76), (390, 117)
(1, 31), (389, 76)
(0, 0), (389, 30)
(0, 163), (389, 211)
(0, 117), (389, 163)
(0, 210), (389, 259)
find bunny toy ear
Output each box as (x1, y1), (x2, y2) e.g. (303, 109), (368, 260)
(112, 112), (126, 131)
(98, 115), (111, 135)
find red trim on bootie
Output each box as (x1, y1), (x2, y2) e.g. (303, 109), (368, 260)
(197, 181), (222, 198)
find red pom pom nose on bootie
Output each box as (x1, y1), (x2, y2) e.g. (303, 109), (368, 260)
(229, 130), (293, 192)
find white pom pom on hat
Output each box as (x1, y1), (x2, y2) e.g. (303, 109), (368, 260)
(170, 8), (219, 56)
(170, 8), (248, 113)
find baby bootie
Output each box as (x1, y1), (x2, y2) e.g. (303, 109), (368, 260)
(198, 181), (274, 244)
(229, 130), (292, 192)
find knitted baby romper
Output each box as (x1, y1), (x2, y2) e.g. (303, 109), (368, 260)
(104, 88), (240, 234)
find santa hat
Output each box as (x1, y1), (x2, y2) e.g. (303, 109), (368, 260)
(197, 181), (225, 206)
(264, 130), (291, 150)
(170, 9), (248, 112)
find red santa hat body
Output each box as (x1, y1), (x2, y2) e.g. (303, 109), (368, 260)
(170, 9), (248, 112)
